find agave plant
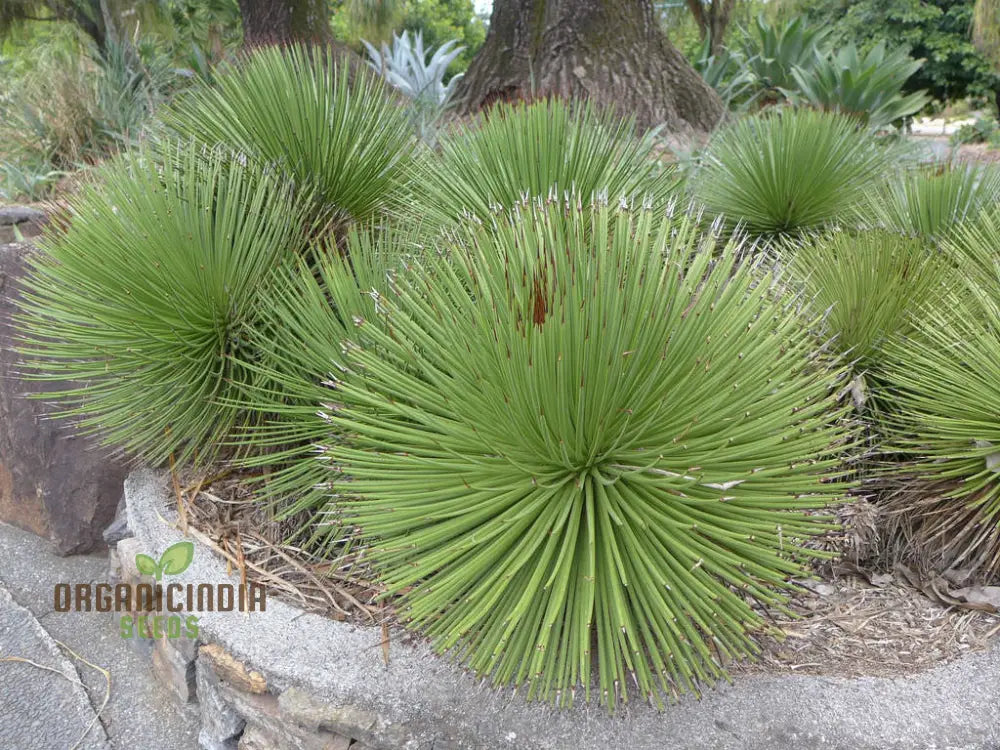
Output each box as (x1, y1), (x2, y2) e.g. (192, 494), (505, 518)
(884, 266), (1000, 579)
(16, 144), (311, 465)
(422, 99), (678, 231)
(788, 41), (930, 131)
(945, 203), (1000, 287)
(321, 198), (854, 708)
(788, 231), (949, 418)
(363, 31), (465, 144)
(864, 163), (1000, 243)
(692, 36), (760, 111)
(741, 14), (831, 95)
(232, 228), (413, 552)
(693, 108), (892, 237)
(163, 44), (415, 231)
(363, 31), (464, 108)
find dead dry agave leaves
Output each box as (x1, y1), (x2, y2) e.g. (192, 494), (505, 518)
(738, 569), (1000, 678)
(178, 474), (383, 625)
(880, 480), (1000, 582)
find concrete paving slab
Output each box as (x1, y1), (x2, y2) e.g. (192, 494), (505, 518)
(0, 521), (200, 750)
(0, 583), (110, 750)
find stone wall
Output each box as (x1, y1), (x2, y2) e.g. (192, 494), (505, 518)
(117, 469), (1000, 750)
(109, 536), (386, 750)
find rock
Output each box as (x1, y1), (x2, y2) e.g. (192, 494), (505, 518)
(0, 242), (127, 554)
(278, 688), (378, 736)
(196, 657), (246, 750)
(238, 722), (352, 750)
(0, 206), (46, 226)
(103, 495), (131, 544)
(115, 537), (145, 581)
(237, 725), (273, 750)
(153, 635), (198, 703)
(277, 687), (410, 748)
(200, 643), (269, 695)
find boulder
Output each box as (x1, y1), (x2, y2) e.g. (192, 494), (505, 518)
(0, 206), (46, 226)
(0, 242), (127, 554)
(0, 206), (47, 244)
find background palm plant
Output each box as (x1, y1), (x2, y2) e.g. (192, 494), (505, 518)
(163, 44), (416, 233)
(322, 198), (854, 708)
(693, 107), (893, 237)
(421, 99), (678, 232)
(17, 144), (312, 465)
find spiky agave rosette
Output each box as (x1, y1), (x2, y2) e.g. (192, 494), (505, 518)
(163, 44), (417, 233)
(693, 108), (893, 237)
(883, 257), (1000, 579)
(322, 199), (855, 708)
(786, 230), (951, 422)
(16, 144), (312, 465)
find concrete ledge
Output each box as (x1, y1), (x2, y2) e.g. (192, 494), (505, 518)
(123, 469), (1000, 750)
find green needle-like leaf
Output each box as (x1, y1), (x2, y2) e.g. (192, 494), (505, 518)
(321, 197), (856, 709)
(17, 142), (312, 465)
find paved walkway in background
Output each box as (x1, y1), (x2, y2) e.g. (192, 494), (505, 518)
(0, 522), (200, 750)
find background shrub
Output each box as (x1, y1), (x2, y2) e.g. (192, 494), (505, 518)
(321, 198), (854, 708)
(741, 14), (832, 97)
(0, 33), (179, 197)
(787, 41), (930, 129)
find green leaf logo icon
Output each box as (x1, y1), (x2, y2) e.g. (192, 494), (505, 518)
(135, 553), (157, 577)
(135, 541), (195, 581)
(160, 541), (195, 576)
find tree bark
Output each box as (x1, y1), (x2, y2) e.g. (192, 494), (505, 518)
(686, 0), (736, 56)
(456, 0), (725, 138)
(237, 0), (332, 47)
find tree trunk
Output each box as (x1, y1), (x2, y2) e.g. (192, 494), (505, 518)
(456, 0), (725, 138)
(237, 0), (332, 47)
(706, 0), (735, 57)
(686, 0), (736, 57)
